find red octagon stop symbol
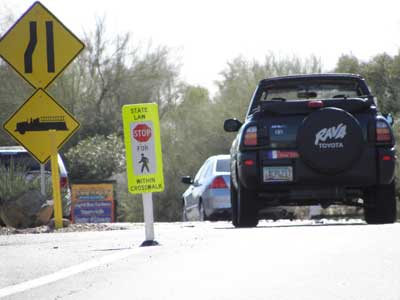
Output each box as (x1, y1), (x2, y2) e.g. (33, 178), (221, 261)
(133, 123), (152, 142)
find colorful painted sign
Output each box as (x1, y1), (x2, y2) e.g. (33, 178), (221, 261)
(72, 201), (114, 223)
(71, 183), (114, 223)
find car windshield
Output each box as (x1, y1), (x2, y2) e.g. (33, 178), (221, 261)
(216, 159), (230, 172)
(260, 80), (364, 101)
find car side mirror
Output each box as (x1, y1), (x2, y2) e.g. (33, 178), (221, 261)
(224, 119), (242, 132)
(181, 176), (193, 185)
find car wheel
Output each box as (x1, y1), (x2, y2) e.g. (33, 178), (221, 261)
(182, 200), (188, 222)
(364, 181), (397, 224)
(230, 181), (239, 227)
(199, 200), (207, 221)
(235, 183), (258, 228)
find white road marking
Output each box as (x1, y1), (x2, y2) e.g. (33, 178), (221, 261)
(0, 247), (148, 298)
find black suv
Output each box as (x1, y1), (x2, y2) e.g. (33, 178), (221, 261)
(224, 74), (396, 227)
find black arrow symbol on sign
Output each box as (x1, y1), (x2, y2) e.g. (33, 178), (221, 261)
(24, 22), (37, 73)
(24, 21), (55, 74)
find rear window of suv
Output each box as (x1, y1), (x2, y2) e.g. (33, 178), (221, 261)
(260, 80), (365, 102)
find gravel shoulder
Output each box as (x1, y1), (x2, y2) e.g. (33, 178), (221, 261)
(0, 222), (137, 235)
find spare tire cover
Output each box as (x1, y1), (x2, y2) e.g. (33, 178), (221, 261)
(297, 107), (364, 174)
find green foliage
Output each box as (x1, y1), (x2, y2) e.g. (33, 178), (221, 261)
(334, 54), (361, 74)
(215, 54), (322, 121)
(108, 174), (144, 222)
(64, 134), (125, 181)
(158, 85), (216, 221)
(48, 18), (179, 146)
(391, 116), (400, 214)
(0, 63), (33, 146)
(335, 51), (400, 114)
(118, 195), (144, 222)
(0, 163), (41, 204)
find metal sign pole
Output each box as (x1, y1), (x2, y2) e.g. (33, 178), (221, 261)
(40, 164), (46, 196)
(141, 192), (159, 247)
(49, 130), (63, 229)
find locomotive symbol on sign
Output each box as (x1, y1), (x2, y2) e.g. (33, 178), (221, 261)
(15, 116), (67, 134)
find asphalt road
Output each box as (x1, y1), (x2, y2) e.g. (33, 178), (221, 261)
(1, 220), (400, 300)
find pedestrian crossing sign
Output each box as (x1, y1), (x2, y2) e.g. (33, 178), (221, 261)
(122, 103), (164, 194)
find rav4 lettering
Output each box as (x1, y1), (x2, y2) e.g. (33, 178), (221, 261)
(314, 123), (347, 148)
(318, 142), (344, 149)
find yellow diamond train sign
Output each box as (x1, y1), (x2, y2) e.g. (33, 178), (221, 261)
(3, 88), (80, 163)
(0, 1), (84, 89)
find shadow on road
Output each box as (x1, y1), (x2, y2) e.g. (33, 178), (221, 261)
(214, 220), (367, 230)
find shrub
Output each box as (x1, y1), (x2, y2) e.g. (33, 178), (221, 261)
(64, 134), (125, 181)
(0, 163), (42, 204)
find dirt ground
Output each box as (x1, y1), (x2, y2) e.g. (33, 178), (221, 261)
(0, 222), (132, 235)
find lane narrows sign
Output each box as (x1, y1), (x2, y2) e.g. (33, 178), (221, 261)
(0, 1), (85, 89)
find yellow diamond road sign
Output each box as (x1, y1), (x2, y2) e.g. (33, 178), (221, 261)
(0, 1), (84, 89)
(3, 88), (80, 164)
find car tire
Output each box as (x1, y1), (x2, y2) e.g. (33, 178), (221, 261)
(364, 181), (397, 224)
(199, 200), (207, 221)
(230, 180), (239, 227)
(235, 183), (258, 228)
(182, 200), (188, 222)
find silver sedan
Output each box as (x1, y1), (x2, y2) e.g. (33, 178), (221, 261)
(181, 155), (231, 221)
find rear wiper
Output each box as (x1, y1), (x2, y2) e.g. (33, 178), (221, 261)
(332, 94), (347, 99)
(269, 97), (286, 101)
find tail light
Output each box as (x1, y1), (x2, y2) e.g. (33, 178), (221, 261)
(376, 120), (392, 143)
(382, 155), (393, 161)
(243, 126), (257, 146)
(209, 176), (228, 189)
(308, 100), (324, 108)
(244, 159), (255, 166)
(60, 176), (68, 189)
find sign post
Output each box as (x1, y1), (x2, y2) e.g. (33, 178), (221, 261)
(142, 193), (155, 242)
(0, 2), (84, 229)
(122, 103), (164, 246)
(50, 130), (63, 228)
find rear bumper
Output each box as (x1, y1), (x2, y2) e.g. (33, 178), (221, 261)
(203, 190), (231, 215)
(236, 146), (395, 197)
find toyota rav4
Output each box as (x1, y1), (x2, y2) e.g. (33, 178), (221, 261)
(224, 74), (396, 227)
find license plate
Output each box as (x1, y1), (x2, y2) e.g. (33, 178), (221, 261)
(263, 166), (293, 182)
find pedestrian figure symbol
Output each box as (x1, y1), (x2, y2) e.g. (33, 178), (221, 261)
(139, 153), (150, 173)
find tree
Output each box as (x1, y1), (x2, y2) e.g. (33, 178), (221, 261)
(335, 52), (400, 114)
(334, 54), (361, 74)
(156, 85), (214, 220)
(48, 18), (180, 146)
(0, 63), (34, 146)
(214, 54), (323, 121)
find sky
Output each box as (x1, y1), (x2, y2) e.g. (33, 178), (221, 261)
(2, 0), (400, 94)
